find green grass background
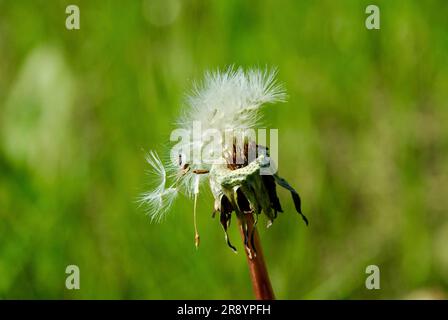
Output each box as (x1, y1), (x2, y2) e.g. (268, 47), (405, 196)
(0, 0), (447, 299)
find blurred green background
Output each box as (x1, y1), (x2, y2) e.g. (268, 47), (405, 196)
(0, 0), (447, 299)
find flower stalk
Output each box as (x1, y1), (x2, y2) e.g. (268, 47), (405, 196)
(238, 213), (275, 300)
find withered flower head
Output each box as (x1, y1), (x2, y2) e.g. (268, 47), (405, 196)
(141, 67), (308, 251)
(209, 139), (308, 255)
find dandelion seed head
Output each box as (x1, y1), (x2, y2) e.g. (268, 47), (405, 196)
(141, 67), (287, 224)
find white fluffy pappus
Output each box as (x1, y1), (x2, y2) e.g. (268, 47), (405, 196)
(141, 67), (286, 222)
(179, 66), (287, 132)
(140, 151), (178, 222)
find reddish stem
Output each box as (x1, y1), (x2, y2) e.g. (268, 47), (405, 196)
(238, 214), (275, 300)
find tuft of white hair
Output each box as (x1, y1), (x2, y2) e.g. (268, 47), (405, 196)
(179, 66), (286, 132)
(140, 151), (178, 222)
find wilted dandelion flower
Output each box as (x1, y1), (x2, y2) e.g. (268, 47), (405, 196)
(141, 67), (308, 253)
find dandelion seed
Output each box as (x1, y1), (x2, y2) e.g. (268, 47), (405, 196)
(140, 151), (178, 222)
